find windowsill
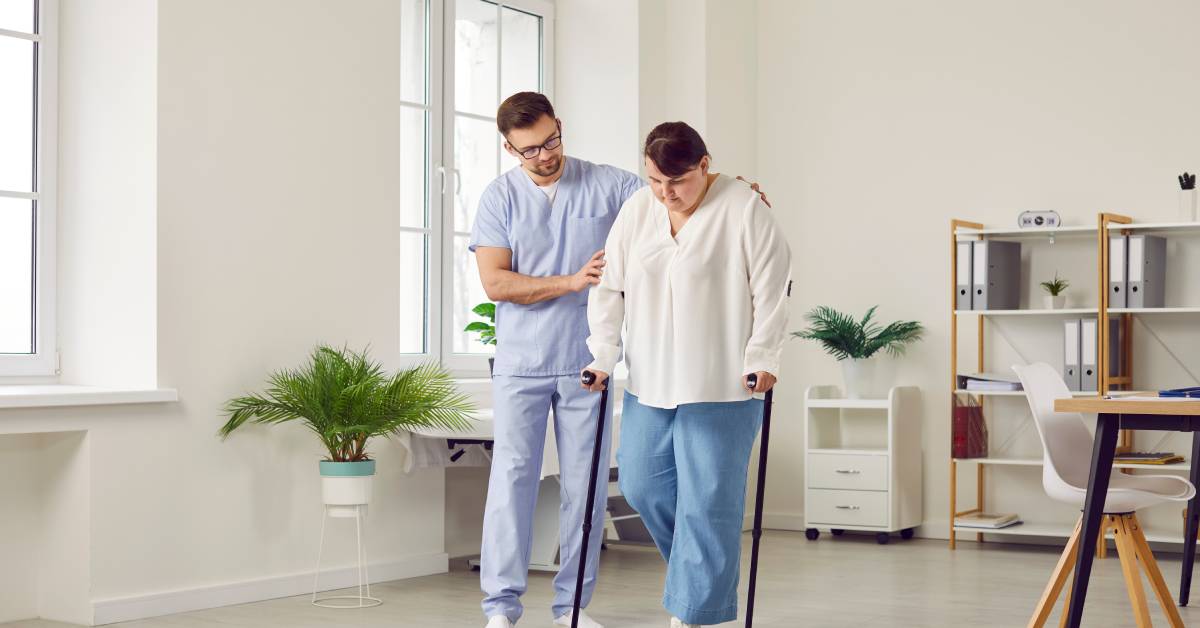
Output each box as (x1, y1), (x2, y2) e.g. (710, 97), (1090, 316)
(0, 385), (179, 409)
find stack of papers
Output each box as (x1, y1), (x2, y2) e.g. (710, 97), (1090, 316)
(955, 512), (1022, 529)
(957, 373), (1023, 392)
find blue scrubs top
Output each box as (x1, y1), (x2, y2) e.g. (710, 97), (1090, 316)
(469, 157), (643, 376)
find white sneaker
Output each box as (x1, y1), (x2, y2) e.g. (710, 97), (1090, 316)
(554, 609), (605, 628)
(670, 617), (700, 628)
(485, 616), (514, 628)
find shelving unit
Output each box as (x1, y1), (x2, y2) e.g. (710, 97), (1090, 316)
(948, 216), (1200, 551)
(953, 308), (1100, 316)
(804, 386), (922, 545)
(948, 214), (1153, 549)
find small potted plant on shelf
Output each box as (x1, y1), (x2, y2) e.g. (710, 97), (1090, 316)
(218, 345), (473, 517)
(793, 306), (925, 399)
(1040, 273), (1069, 309)
(464, 301), (497, 374)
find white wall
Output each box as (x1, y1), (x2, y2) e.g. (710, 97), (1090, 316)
(757, 0), (1200, 538)
(555, 0), (641, 173)
(1, 1), (450, 623)
(0, 434), (43, 622)
(57, 0), (157, 389)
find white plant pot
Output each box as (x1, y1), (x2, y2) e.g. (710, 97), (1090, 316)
(1043, 294), (1066, 309)
(841, 358), (884, 399)
(320, 460), (375, 518)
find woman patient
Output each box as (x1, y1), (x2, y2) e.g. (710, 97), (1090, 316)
(583, 121), (792, 627)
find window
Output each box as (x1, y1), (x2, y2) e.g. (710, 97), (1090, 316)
(0, 0), (56, 377)
(401, 0), (553, 372)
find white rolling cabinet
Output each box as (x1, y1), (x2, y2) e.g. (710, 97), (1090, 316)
(803, 385), (923, 544)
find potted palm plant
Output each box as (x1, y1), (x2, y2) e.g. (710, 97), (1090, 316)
(793, 306), (925, 399)
(219, 345), (473, 516)
(1040, 273), (1069, 309)
(464, 302), (497, 374)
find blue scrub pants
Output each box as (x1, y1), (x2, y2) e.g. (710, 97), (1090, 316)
(481, 374), (613, 622)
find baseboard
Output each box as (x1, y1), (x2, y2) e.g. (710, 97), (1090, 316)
(91, 552), (448, 626)
(742, 512), (805, 532)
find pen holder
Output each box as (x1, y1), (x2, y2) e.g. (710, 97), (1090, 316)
(1180, 188), (1197, 222)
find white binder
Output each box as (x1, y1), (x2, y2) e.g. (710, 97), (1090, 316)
(956, 242), (972, 310)
(1128, 235), (1167, 308)
(1063, 319), (1081, 391)
(1108, 236), (1126, 308)
(1080, 318), (1098, 392)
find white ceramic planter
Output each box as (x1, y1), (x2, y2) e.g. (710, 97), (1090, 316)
(1043, 295), (1066, 309)
(320, 460), (376, 518)
(841, 358), (883, 399)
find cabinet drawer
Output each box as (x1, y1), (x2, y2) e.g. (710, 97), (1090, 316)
(806, 489), (888, 527)
(808, 453), (888, 491)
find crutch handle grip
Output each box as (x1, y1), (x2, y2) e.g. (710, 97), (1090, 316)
(581, 370), (597, 386)
(746, 373), (758, 389)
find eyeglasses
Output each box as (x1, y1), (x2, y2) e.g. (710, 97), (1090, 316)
(513, 134), (562, 160)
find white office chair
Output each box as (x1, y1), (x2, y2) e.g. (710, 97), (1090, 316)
(1013, 362), (1194, 627)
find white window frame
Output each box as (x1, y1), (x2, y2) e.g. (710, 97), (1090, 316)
(0, 0), (59, 378)
(400, 0), (554, 374)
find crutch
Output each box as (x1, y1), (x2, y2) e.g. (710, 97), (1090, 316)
(572, 370), (610, 628)
(744, 372), (774, 628)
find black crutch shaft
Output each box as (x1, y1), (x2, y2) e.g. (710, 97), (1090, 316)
(572, 370), (609, 628)
(745, 373), (773, 628)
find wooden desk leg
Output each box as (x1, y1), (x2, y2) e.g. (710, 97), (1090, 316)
(1064, 412), (1119, 628)
(1180, 430), (1200, 606)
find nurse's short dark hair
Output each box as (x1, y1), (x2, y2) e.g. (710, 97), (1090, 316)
(497, 92), (556, 136)
(644, 122), (709, 177)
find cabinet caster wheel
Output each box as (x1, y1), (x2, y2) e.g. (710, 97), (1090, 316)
(901, 528), (915, 540)
(805, 528), (820, 540)
(876, 532), (890, 545)
(831, 529), (845, 536)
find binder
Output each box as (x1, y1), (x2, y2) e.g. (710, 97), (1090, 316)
(1128, 235), (1167, 308)
(1109, 235), (1127, 308)
(956, 241), (973, 310)
(1107, 315), (1123, 379)
(972, 240), (1021, 310)
(1063, 319), (1081, 391)
(1081, 318), (1098, 392)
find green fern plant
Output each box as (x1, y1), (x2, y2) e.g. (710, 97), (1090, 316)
(219, 345), (474, 462)
(1040, 273), (1069, 297)
(464, 302), (496, 346)
(793, 306), (924, 361)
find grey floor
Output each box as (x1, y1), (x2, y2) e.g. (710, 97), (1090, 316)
(7, 531), (1200, 627)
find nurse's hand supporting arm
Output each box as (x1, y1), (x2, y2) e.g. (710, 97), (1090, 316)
(741, 199), (792, 393)
(476, 247), (605, 305)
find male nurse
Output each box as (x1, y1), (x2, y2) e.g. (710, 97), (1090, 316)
(470, 92), (638, 628)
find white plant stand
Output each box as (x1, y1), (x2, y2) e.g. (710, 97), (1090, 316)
(311, 504), (382, 608)
(803, 385), (923, 544)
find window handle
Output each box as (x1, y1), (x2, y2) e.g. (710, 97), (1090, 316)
(436, 165), (448, 194)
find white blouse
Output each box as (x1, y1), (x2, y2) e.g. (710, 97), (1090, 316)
(586, 175), (792, 409)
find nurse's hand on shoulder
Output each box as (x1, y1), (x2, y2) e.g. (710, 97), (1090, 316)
(744, 371), (777, 393)
(735, 176), (772, 208)
(569, 250), (606, 292)
(581, 369), (609, 392)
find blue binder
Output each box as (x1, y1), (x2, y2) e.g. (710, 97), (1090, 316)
(1159, 386), (1200, 398)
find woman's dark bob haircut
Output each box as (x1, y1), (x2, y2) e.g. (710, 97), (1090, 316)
(643, 122), (709, 178)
